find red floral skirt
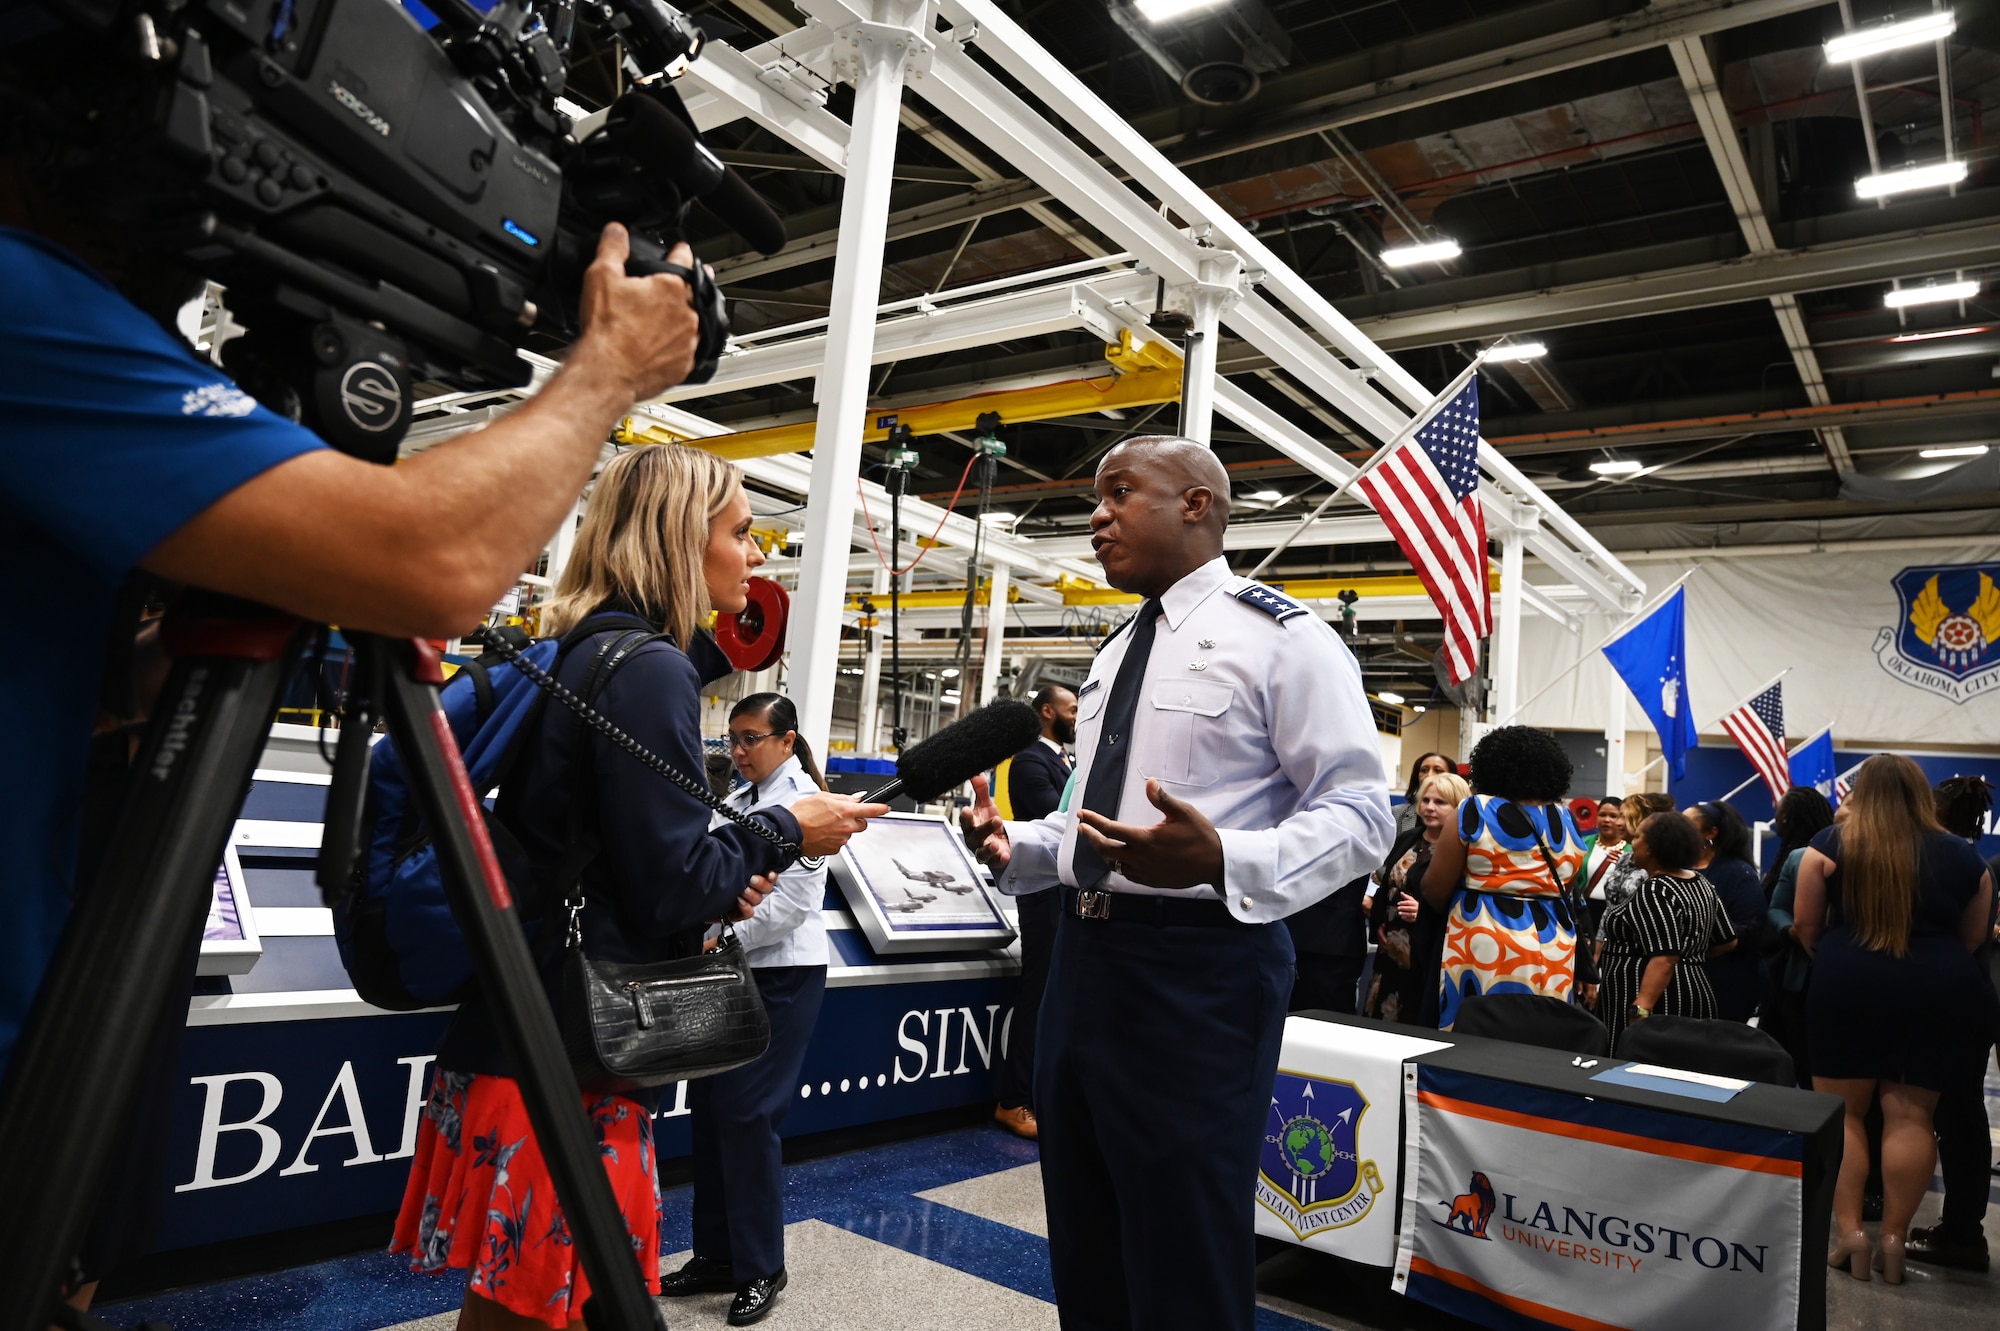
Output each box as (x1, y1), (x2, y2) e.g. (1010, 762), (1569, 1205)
(390, 1070), (661, 1326)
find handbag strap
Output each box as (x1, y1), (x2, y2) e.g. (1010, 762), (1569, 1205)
(470, 622), (798, 859)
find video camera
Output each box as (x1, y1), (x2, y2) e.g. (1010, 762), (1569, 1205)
(1, 0), (784, 460)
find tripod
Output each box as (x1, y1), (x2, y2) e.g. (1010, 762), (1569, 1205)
(0, 592), (668, 1331)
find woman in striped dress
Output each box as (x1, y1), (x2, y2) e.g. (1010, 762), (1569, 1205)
(1421, 727), (1588, 1030)
(1598, 811), (1737, 1051)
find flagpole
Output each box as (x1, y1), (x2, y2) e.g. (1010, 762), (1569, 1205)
(1248, 361), (1483, 580)
(1501, 566), (1702, 724)
(1788, 725), (1833, 757)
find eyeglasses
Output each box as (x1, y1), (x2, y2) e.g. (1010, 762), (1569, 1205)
(726, 731), (779, 751)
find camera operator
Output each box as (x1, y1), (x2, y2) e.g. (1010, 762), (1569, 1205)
(0, 159), (704, 1306)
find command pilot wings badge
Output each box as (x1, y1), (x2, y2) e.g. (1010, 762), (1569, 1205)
(1873, 562), (2000, 705)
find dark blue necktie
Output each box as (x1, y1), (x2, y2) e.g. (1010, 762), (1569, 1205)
(1071, 599), (1163, 891)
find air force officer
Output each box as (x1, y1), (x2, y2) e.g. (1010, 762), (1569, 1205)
(961, 436), (1392, 1331)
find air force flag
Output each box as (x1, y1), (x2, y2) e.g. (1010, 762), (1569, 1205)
(1789, 729), (1839, 806)
(1602, 587), (1697, 781)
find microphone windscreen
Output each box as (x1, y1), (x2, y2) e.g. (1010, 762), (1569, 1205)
(701, 166), (788, 256)
(893, 700), (1042, 802)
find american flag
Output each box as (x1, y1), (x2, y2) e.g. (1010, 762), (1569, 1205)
(1721, 679), (1790, 802)
(1353, 373), (1490, 683)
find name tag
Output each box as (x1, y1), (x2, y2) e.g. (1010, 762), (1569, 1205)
(1077, 678), (1103, 698)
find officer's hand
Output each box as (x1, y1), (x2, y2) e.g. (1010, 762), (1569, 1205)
(790, 794), (888, 857)
(574, 224), (703, 401)
(960, 774), (1012, 868)
(716, 873), (777, 924)
(1075, 780), (1224, 890)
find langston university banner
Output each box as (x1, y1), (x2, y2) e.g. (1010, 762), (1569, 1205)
(1393, 1065), (1803, 1331)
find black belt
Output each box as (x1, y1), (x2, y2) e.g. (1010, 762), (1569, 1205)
(1063, 888), (1240, 928)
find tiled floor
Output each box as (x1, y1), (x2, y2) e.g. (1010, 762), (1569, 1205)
(97, 1099), (2000, 1331)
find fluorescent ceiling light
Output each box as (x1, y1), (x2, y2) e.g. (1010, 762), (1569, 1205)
(1377, 691), (1405, 706)
(783, 531), (805, 544)
(1824, 12), (1956, 63)
(1590, 459), (1644, 476)
(1134, 0), (1226, 21)
(940, 667), (960, 678)
(1891, 325), (1987, 342)
(979, 511), (1017, 525)
(1856, 159), (1968, 198)
(1919, 444), (1989, 459)
(1483, 341), (1548, 363)
(1885, 280), (1980, 309)
(1381, 239), (1462, 266)
(1249, 489), (1284, 502)
(1413, 705), (1427, 713)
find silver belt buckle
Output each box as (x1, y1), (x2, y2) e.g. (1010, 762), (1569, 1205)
(1074, 889), (1112, 920)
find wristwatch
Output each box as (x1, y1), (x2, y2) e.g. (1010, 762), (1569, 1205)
(1630, 1004), (1651, 1019)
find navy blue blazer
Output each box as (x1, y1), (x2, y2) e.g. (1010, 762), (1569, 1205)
(1008, 739), (1070, 823)
(438, 615), (802, 1081)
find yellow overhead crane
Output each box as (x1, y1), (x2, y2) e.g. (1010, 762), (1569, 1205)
(616, 329), (1183, 459)
(845, 570), (1501, 610)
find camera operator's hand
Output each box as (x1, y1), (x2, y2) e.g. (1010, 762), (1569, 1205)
(789, 793), (889, 858)
(575, 223), (702, 401)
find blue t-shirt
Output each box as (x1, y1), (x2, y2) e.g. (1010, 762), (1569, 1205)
(0, 228), (325, 1072)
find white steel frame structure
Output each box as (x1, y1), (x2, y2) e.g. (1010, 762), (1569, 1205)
(413, 0), (1651, 754)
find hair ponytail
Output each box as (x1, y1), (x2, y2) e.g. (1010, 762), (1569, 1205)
(730, 692), (828, 790)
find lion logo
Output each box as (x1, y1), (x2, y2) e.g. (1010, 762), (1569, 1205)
(1435, 1171), (1496, 1239)
(1875, 564), (2000, 705)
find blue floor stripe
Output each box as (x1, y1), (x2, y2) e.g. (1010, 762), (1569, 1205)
(105, 1124), (1330, 1330)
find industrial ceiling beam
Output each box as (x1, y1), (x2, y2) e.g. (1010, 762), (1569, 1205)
(1346, 214), (2000, 349)
(1490, 388), (2000, 454)
(1668, 34), (1854, 477)
(699, 0), (1825, 282)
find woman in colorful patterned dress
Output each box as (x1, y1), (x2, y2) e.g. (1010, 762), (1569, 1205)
(1420, 726), (1587, 1030)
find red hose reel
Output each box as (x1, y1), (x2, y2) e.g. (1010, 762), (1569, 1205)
(715, 576), (790, 671)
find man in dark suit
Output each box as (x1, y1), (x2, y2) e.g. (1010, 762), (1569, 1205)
(995, 683), (1075, 1138)
(1283, 874), (1369, 1013)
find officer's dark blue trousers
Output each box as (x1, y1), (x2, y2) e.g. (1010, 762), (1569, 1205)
(688, 964), (827, 1282)
(1035, 908), (1296, 1331)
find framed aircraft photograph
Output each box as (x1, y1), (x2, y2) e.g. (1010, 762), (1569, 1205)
(833, 812), (1019, 955)
(197, 842), (263, 976)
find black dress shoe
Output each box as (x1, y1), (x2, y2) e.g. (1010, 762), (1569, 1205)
(660, 1254), (735, 1297)
(727, 1268), (788, 1326)
(1908, 1224), (1991, 1273)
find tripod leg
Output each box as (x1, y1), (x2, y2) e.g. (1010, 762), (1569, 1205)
(369, 634), (665, 1331)
(0, 607), (305, 1331)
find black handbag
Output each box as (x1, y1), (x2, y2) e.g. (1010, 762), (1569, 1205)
(518, 624), (776, 1090)
(559, 905), (771, 1090)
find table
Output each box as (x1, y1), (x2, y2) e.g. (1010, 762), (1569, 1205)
(1257, 1012), (1842, 1331)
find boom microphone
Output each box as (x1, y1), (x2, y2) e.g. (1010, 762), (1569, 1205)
(865, 700), (1043, 804)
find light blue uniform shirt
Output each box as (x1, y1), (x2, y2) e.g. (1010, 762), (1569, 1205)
(719, 754), (830, 967)
(997, 557), (1394, 925)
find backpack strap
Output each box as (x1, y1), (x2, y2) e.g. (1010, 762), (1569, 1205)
(550, 628), (669, 936)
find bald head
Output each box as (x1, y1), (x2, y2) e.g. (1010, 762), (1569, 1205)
(1099, 436), (1233, 531)
(1089, 435), (1232, 596)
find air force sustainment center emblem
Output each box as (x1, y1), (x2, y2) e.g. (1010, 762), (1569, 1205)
(1257, 1073), (1382, 1240)
(1873, 562), (2000, 705)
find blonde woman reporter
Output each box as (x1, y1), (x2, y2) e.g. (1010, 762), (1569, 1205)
(390, 445), (886, 1330)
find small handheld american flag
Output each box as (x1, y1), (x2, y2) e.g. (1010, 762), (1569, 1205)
(1351, 370), (1491, 684)
(1720, 675), (1791, 802)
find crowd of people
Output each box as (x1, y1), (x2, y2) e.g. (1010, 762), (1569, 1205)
(1336, 733), (1999, 1288)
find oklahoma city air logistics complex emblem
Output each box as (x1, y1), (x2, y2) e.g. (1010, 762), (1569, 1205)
(1257, 1072), (1383, 1240)
(1874, 562), (2000, 705)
